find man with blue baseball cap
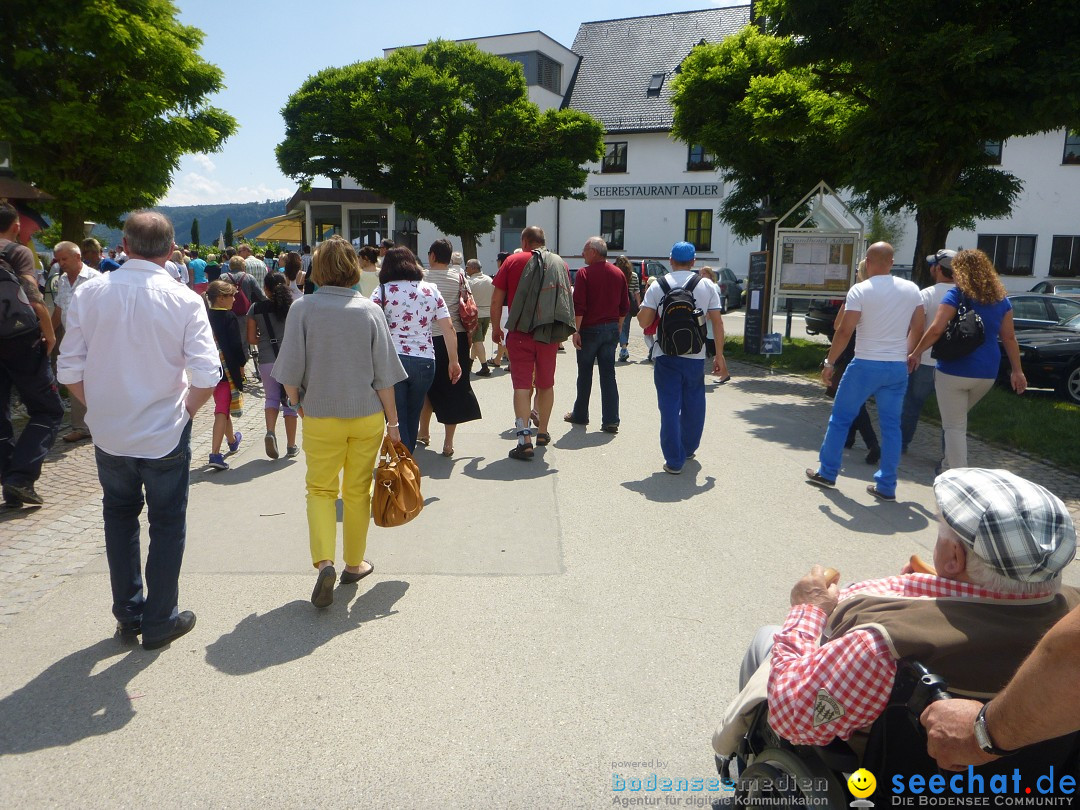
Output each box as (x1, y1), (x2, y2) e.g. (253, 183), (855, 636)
(637, 241), (725, 474)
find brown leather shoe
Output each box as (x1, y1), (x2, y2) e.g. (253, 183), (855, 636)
(63, 429), (91, 442)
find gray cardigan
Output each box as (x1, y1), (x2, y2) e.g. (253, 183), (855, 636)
(271, 287), (407, 418)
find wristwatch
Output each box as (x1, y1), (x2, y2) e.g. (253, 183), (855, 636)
(974, 703), (1017, 756)
(822, 360), (834, 369)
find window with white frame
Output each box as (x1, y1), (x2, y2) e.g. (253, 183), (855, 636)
(1050, 236), (1080, 277)
(600, 210), (624, 251)
(685, 210), (713, 252)
(687, 145), (715, 171)
(602, 142), (628, 174)
(977, 234), (1037, 276)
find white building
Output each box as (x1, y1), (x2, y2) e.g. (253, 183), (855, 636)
(286, 8), (1080, 289)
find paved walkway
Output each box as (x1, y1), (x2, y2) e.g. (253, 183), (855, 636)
(1, 338), (1077, 808)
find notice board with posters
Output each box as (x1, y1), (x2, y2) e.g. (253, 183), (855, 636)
(743, 251), (770, 354)
(773, 231), (859, 299)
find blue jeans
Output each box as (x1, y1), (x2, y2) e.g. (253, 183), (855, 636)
(900, 363), (936, 450)
(95, 418), (192, 635)
(0, 333), (64, 488)
(394, 354), (435, 452)
(569, 322), (620, 426)
(653, 354), (707, 470)
(818, 359), (908, 496)
(619, 312), (633, 347)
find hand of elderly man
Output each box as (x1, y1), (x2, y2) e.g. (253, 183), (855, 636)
(790, 565), (840, 615)
(921, 699), (998, 771)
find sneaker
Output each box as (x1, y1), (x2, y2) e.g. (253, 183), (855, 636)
(227, 431), (242, 454)
(663, 464), (682, 475)
(804, 468), (836, 488)
(3, 483), (43, 506)
(264, 432), (279, 459)
(867, 484), (896, 502)
(618, 348), (629, 362)
(475, 363), (492, 377)
(208, 453), (229, 470)
(286, 445), (300, 458)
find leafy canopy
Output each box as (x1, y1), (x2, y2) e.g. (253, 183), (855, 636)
(0, 0), (237, 239)
(277, 40), (604, 248)
(673, 0), (1080, 273)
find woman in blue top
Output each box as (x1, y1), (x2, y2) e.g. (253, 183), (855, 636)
(909, 249), (1026, 470)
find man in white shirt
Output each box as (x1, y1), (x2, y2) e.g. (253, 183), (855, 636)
(58, 211), (220, 650)
(49, 241), (100, 442)
(901, 249), (956, 452)
(637, 241), (725, 475)
(807, 242), (924, 500)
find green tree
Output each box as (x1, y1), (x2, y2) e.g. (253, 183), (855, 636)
(190, 218), (200, 247)
(224, 217), (233, 247)
(277, 40), (604, 260)
(0, 0), (237, 242)
(672, 28), (848, 242)
(678, 1), (1080, 284)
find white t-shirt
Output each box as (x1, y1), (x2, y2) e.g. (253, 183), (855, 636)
(918, 282), (956, 366)
(845, 274), (922, 362)
(641, 270), (722, 360)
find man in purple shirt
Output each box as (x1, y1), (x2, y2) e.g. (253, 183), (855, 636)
(564, 236), (629, 433)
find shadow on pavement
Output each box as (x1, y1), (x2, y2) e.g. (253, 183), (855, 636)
(458, 456), (557, 481)
(552, 429), (616, 450)
(190, 456), (299, 487)
(811, 486), (935, 534)
(733, 400), (827, 453)
(204, 579), (410, 675)
(622, 468), (716, 503)
(0, 638), (153, 755)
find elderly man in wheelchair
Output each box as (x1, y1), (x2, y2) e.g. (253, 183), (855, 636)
(714, 468), (1080, 806)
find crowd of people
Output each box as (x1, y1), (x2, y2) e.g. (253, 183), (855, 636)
(3, 204), (1080, 779)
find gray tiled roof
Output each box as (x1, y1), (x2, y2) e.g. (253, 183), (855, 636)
(566, 6), (751, 133)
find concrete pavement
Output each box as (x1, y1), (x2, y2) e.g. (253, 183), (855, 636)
(2, 335), (1078, 809)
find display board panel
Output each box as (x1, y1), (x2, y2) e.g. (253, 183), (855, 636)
(774, 231), (858, 298)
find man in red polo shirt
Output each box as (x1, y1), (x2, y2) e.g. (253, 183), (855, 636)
(563, 236), (628, 434)
(490, 226), (563, 459)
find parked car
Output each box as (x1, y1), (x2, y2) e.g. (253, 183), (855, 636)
(1008, 293), (1080, 331)
(634, 259), (669, 283)
(1029, 280), (1080, 298)
(714, 267), (744, 312)
(804, 298), (845, 339)
(1005, 314), (1080, 405)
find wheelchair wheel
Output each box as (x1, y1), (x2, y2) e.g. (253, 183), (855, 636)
(736, 748), (848, 809)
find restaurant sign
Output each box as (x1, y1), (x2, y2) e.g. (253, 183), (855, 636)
(588, 183), (720, 199)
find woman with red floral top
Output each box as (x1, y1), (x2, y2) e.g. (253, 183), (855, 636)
(370, 247), (460, 453)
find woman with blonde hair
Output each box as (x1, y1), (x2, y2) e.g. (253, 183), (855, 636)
(615, 255), (640, 361)
(909, 248), (1026, 470)
(272, 236), (407, 608)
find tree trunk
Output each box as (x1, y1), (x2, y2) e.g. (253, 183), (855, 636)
(910, 208), (951, 288)
(60, 205), (88, 244)
(459, 231), (478, 263)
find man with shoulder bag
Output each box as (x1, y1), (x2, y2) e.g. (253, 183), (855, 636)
(0, 203), (63, 507)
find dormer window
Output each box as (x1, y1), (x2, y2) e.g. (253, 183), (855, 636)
(647, 73), (665, 97)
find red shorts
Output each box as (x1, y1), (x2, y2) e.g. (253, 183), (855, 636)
(507, 331), (558, 390)
(213, 379), (231, 415)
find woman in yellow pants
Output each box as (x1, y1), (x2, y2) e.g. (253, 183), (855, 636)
(274, 237), (407, 607)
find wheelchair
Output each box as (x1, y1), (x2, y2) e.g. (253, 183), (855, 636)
(717, 659), (1080, 808)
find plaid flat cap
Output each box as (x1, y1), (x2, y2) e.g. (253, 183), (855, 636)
(934, 469), (1076, 583)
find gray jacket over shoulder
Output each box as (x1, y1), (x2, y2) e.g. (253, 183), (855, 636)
(271, 286), (407, 418)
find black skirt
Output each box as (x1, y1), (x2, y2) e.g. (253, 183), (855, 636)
(428, 331), (482, 425)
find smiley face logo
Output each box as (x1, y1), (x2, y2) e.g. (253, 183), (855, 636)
(848, 768), (877, 799)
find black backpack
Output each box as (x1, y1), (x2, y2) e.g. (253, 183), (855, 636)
(656, 274), (707, 356)
(0, 244), (40, 341)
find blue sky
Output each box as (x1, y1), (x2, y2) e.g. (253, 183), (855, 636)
(164, 0), (744, 206)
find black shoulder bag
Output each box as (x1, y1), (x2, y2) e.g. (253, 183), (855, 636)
(931, 295), (985, 361)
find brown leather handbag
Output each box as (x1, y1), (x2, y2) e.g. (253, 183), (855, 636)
(372, 436), (424, 528)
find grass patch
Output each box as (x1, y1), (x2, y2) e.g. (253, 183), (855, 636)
(723, 335), (1080, 473)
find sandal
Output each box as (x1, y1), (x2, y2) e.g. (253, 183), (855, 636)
(535, 432), (551, 446)
(416, 435), (430, 446)
(508, 442), (534, 461)
(563, 412), (588, 426)
(441, 446), (454, 457)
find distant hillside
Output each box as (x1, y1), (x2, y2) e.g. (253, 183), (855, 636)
(86, 199), (290, 249)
